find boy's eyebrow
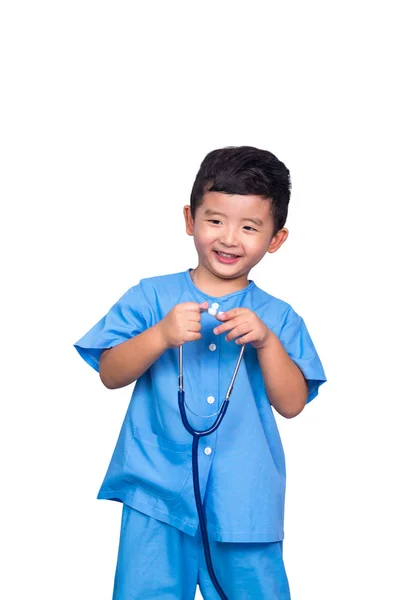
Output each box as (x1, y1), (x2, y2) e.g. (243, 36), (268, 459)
(204, 209), (264, 226)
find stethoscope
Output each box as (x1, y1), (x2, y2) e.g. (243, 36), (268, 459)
(177, 307), (246, 600)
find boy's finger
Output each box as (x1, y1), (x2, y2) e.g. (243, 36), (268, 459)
(198, 301), (210, 312)
(216, 308), (244, 321)
(181, 302), (209, 311)
(188, 321), (201, 332)
(213, 316), (245, 335)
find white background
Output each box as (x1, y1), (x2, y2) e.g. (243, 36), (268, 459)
(1, 1), (399, 599)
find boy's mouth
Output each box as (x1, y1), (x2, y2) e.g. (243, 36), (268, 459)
(213, 250), (241, 264)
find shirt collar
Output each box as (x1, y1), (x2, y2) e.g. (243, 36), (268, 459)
(184, 268), (255, 303)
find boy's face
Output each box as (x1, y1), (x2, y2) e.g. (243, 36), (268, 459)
(184, 191), (288, 283)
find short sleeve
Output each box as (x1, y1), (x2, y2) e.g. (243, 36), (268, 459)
(74, 285), (150, 373)
(279, 308), (327, 404)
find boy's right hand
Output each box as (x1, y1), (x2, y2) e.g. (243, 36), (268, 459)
(158, 301), (209, 348)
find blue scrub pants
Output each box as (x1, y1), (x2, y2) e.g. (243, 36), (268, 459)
(112, 504), (291, 599)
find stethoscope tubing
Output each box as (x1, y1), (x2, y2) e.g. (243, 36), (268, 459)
(177, 343), (245, 600)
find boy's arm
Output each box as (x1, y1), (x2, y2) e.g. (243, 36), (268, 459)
(99, 301), (208, 389)
(213, 307), (309, 418)
(257, 331), (308, 419)
(99, 323), (168, 389)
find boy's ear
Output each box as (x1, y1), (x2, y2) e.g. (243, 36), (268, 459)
(267, 228), (289, 254)
(183, 205), (194, 236)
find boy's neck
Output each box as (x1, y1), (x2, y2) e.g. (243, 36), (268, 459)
(190, 266), (250, 298)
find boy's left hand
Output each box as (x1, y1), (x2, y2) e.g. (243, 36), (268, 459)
(213, 308), (270, 349)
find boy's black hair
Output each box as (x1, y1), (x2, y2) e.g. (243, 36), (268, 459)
(190, 146), (291, 236)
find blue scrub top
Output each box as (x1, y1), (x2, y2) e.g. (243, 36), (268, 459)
(74, 269), (327, 543)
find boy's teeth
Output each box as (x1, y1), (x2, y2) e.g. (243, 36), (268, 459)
(217, 252), (237, 258)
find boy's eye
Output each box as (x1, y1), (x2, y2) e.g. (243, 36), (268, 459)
(206, 220), (258, 231)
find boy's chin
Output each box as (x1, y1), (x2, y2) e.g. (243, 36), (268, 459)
(210, 267), (249, 281)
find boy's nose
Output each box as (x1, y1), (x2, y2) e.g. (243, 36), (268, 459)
(219, 228), (239, 246)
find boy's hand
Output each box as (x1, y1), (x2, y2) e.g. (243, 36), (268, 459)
(213, 308), (270, 349)
(159, 301), (209, 348)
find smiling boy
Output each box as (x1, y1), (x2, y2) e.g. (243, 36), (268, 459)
(184, 190), (308, 420)
(74, 146), (327, 599)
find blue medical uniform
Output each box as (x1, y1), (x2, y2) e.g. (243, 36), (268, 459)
(74, 269), (326, 596)
(113, 503), (291, 599)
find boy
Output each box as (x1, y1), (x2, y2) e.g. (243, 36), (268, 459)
(74, 146), (327, 599)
